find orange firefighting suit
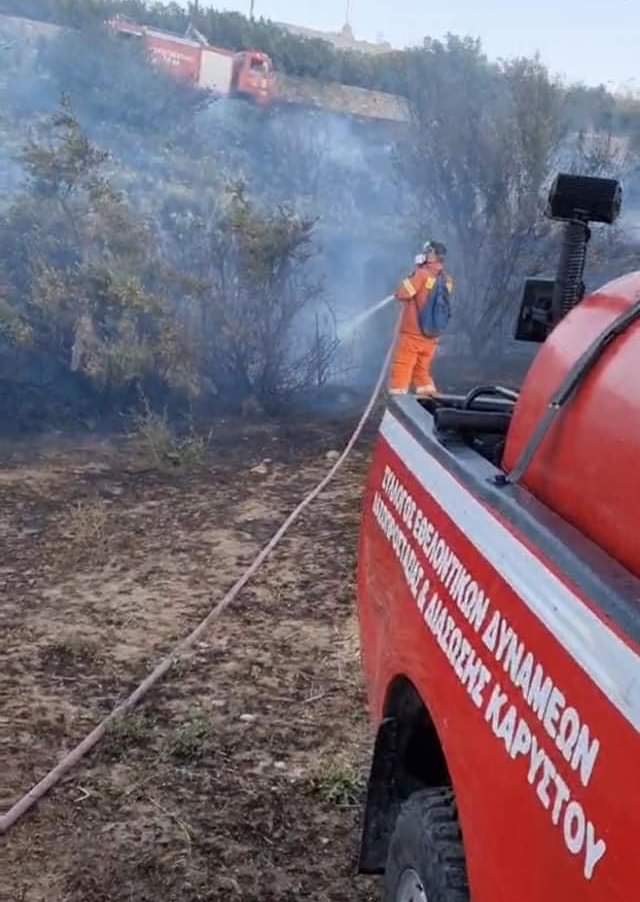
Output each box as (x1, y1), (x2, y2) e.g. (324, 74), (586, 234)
(389, 262), (453, 395)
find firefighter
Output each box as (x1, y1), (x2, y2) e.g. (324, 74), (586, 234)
(389, 240), (453, 396)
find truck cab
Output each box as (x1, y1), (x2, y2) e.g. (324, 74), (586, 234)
(232, 51), (274, 105)
(357, 174), (640, 901)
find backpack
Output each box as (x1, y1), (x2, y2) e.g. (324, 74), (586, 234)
(418, 273), (451, 338)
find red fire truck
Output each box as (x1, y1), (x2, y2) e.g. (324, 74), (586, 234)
(108, 16), (274, 104)
(357, 174), (640, 900)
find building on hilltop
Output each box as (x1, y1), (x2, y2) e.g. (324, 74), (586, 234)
(276, 21), (392, 55)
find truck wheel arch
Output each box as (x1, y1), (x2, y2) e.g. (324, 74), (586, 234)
(359, 676), (451, 874)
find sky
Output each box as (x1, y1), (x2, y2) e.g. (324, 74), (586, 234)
(192, 0), (639, 90)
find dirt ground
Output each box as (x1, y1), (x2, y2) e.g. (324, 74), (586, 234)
(0, 415), (381, 902)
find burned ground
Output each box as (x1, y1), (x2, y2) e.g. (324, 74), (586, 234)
(0, 417), (380, 902)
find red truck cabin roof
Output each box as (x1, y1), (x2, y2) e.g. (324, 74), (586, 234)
(358, 357), (640, 898)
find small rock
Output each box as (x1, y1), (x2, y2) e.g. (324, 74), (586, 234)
(250, 458), (272, 475)
(326, 450), (340, 462)
(240, 714), (257, 723)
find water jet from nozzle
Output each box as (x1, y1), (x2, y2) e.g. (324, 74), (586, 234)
(337, 295), (394, 343)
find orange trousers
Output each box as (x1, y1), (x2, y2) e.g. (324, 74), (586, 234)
(389, 332), (438, 394)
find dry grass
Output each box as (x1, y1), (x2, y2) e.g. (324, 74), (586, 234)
(1, 420), (378, 902)
(62, 499), (112, 563)
(130, 403), (210, 470)
(40, 635), (103, 671)
(334, 613), (362, 681)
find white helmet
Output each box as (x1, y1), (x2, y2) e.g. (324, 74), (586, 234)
(422, 240), (447, 259)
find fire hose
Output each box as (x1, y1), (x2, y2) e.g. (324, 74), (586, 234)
(0, 297), (398, 836)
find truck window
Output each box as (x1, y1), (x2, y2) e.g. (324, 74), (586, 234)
(250, 58), (269, 74)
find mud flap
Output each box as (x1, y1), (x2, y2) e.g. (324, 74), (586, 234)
(358, 717), (401, 875)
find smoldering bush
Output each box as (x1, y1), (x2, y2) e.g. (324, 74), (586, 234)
(37, 26), (207, 136)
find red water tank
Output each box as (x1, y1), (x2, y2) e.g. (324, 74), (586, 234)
(144, 31), (202, 85)
(503, 272), (640, 579)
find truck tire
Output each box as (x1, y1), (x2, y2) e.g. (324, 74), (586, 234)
(384, 788), (470, 902)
